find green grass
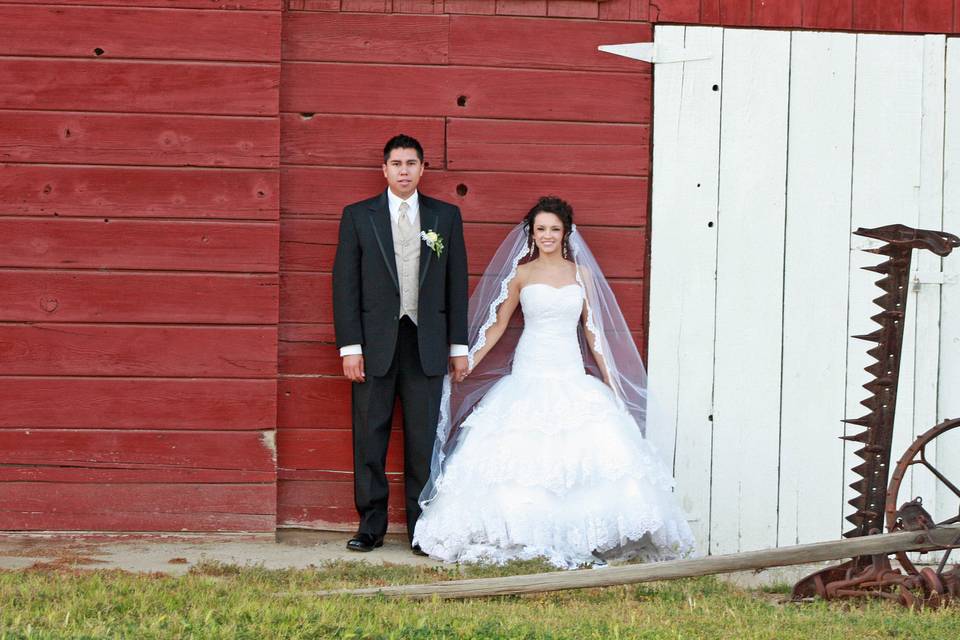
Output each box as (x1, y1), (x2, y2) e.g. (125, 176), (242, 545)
(0, 560), (956, 639)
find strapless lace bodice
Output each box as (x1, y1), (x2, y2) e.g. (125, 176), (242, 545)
(512, 283), (585, 379)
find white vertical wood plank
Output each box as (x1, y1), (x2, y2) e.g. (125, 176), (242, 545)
(777, 31), (856, 547)
(908, 35), (946, 532)
(710, 28), (791, 555)
(648, 25), (724, 554)
(936, 39), (960, 527)
(845, 34), (925, 535)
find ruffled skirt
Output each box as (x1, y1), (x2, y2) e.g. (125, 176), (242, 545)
(413, 370), (696, 569)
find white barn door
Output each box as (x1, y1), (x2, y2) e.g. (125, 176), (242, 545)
(648, 26), (960, 556)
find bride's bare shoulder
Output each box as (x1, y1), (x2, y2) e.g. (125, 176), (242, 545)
(514, 262), (531, 286)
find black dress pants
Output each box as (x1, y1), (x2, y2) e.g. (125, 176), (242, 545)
(351, 317), (443, 541)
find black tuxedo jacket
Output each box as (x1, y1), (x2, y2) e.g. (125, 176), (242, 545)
(332, 190), (469, 378)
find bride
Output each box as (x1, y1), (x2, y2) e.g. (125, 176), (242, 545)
(412, 196), (695, 568)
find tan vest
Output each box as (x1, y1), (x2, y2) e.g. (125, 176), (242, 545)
(392, 212), (420, 324)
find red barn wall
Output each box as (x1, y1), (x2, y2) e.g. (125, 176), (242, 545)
(0, 1), (282, 531)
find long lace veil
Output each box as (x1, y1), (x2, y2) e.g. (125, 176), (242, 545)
(419, 223), (649, 507)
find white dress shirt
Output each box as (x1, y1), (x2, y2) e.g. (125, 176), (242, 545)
(340, 189), (468, 359)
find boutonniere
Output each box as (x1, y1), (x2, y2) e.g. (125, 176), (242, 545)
(420, 229), (444, 258)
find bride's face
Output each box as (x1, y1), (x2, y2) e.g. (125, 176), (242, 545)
(532, 212), (565, 256)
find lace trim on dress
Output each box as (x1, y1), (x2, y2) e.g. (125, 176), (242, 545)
(467, 242), (530, 371)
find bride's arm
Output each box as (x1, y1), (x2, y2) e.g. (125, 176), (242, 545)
(469, 273), (523, 372)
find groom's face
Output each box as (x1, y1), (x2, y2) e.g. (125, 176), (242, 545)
(383, 147), (424, 199)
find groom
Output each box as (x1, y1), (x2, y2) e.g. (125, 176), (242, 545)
(332, 134), (469, 554)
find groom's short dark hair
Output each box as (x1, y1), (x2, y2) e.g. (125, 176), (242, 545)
(383, 134), (424, 163)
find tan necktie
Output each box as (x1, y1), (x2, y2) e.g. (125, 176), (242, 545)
(398, 201), (414, 244)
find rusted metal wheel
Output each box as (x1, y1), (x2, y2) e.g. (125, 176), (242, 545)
(885, 418), (960, 575)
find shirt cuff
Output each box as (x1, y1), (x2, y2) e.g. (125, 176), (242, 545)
(449, 344), (468, 357)
(339, 344), (363, 357)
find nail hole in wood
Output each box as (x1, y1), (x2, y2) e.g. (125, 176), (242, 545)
(712, 84), (719, 91)
(456, 184), (468, 196)
(457, 96), (468, 107)
(94, 48), (104, 56)
(300, 112), (314, 119)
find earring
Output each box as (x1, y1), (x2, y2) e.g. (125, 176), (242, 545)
(562, 242), (568, 259)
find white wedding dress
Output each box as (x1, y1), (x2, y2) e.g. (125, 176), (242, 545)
(413, 282), (696, 568)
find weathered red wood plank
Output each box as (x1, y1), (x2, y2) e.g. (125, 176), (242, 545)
(903, 0), (953, 32)
(0, 483), (274, 512)
(2, 483), (276, 532)
(1, 218), (279, 272)
(278, 428), (403, 472)
(598, 0), (631, 20)
(444, 0), (497, 13)
(630, 0), (649, 19)
(278, 478), (405, 529)
(340, 0), (390, 9)
(283, 12), (448, 63)
(719, 0), (752, 24)
(281, 272), (333, 323)
(281, 219), (337, 272)
(0, 59), (278, 116)
(288, 0), (341, 9)
(0, 111), (278, 168)
(7, 510), (275, 532)
(281, 63), (650, 123)
(0, 0), (281, 9)
(281, 167), (648, 226)
(449, 16), (650, 72)
(280, 114), (444, 168)
(0, 271), (278, 324)
(0, 165), (278, 220)
(279, 376), (353, 429)
(801, 0), (853, 29)
(699, 0), (720, 22)
(279, 323), (341, 375)
(546, 0), (598, 18)
(853, 0), (904, 30)
(447, 118), (648, 175)
(0, 6), (280, 62)
(0, 429), (276, 471)
(280, 272), (646, 325)
(652, 0), (700, 21)
(752, 0), (802, 26)
(0, 466), (275, 484)
(0, 325), (276, 377)
(279, 469), (358, 481)
(0, 378), (276, 430)
(394, 0), (444, 12)
(496, 0), (547, 15)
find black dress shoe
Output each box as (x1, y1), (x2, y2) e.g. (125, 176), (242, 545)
(346, 533), (384, 552)
(410, 544), (428, 557)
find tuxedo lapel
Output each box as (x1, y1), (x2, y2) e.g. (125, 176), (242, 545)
(419, 197), (439, 288)
(367, 192), (400, 292)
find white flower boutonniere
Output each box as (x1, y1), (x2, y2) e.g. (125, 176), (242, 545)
(420, 229), (444, 258)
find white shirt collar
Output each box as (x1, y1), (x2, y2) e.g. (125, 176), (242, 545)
(386, 189), (419, 224)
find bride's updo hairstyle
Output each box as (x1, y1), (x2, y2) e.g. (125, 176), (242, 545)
(523, 195), (574, 260)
